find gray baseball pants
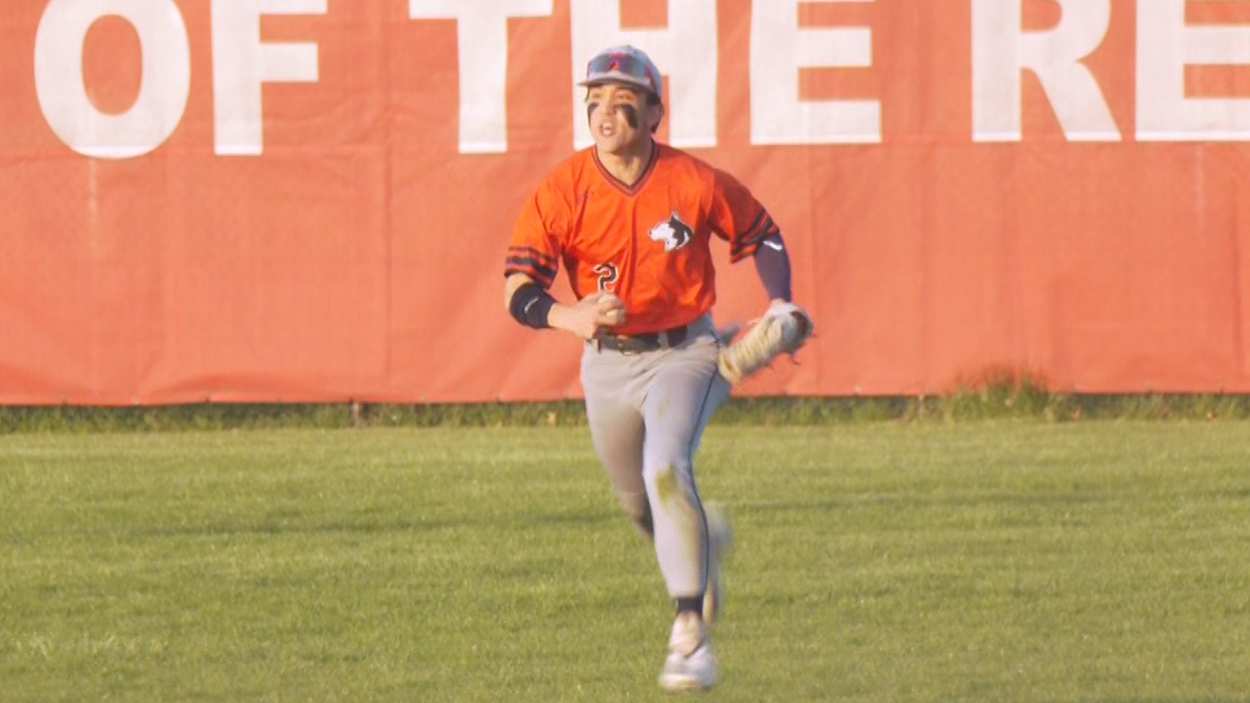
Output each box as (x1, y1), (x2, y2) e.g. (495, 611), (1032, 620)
(580, 314), (730, 598)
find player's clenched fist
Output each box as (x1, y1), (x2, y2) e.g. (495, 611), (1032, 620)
(595, 292), (627, 328)
(550, 292), (626, 340)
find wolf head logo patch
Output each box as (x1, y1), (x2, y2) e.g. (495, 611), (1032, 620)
(648, 212), (693, 253)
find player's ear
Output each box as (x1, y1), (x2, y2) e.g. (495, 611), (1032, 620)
(649, 102), (665, 134)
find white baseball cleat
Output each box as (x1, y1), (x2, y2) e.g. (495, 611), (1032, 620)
(702, 503), (733, 626)
(658, 612), (718, 692)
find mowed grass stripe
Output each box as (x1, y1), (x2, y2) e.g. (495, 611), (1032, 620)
(1, 423), (1248, 702)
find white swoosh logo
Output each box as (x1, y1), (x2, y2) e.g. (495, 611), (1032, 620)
(763, 240), (784, 251)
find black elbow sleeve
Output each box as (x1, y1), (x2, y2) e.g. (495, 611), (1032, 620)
(508, 282), (556, 329)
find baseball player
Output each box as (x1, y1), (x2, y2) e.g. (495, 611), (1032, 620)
(503, 45), (811, 692)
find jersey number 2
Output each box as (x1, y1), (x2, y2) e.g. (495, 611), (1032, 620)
(593, 263), (619, 292)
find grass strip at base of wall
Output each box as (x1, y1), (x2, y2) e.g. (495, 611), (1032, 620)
(3, 386), (1250, 434)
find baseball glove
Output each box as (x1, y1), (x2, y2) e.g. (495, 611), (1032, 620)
(717, 301), (814, 385)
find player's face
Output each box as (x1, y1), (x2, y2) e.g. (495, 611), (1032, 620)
(585, 84), (660, 155)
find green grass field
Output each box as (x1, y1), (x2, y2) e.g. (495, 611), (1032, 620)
(2, 422), (1248, 702)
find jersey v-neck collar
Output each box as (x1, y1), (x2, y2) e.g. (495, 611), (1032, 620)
(592, 142), (660, 197)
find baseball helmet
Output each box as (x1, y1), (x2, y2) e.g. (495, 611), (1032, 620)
(578, 45), (663, 103)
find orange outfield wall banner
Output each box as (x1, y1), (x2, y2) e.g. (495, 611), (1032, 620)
(2, 0), (1250, 405)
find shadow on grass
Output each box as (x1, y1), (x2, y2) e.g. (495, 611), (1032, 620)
(519, 509), (616, 527)
(131, 517), (474, 539)
(1090, 699), (1250, 703)
(129, 509), (617, 540)
(740, 491), (1109, 515)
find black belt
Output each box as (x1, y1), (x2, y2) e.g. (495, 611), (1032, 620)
(593, 324), (690, 354)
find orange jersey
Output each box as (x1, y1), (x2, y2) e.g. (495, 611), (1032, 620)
(505, 144), (778, 334)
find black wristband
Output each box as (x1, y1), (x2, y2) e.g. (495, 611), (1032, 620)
(509, 282), (556, 329)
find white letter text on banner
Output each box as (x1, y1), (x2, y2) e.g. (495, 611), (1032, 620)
(1138, 0), (1250, 141)
(211, 0), (326, 156)
(34, 0), (191, 159)
(750, 0), (881, 145)
(409, 0), (554, 154)
(972, 0), (1119, 142)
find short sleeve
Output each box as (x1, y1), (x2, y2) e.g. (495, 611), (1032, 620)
(505, 182), (565, 289)
(707, 168), (780, 263)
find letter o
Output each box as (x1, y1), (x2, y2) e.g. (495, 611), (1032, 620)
(35, 0), (191, 159)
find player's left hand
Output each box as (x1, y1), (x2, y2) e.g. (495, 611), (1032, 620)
(768, 299), (813, 351)
(716, 300), (814, 385)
